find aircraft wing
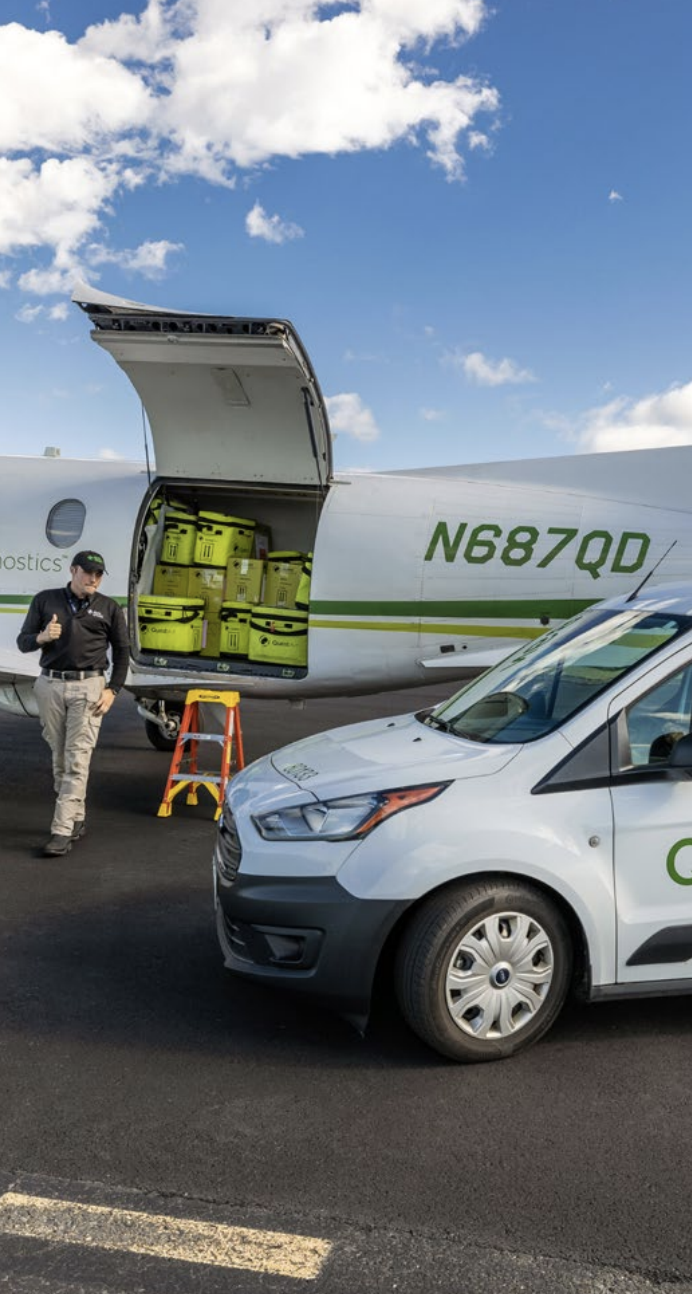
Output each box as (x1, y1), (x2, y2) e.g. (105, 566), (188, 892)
(394, 445), (692, 511)
(419, 648), (511, 672)
(0, 646), (39, 717)
(0, 647), (39, 686)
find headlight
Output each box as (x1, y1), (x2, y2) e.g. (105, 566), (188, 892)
(252, 783), (449, 841)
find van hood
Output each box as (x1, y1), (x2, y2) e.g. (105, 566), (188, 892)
(267, 711), (520, 798)
(72, 280), (331, 488)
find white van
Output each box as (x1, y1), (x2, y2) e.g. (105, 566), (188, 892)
(213, 582), (692, 1062)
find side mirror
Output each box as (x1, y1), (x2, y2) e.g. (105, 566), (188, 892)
(667, 732), (692, 777)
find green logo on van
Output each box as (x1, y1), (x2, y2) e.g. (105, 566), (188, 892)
(666, 839), (692, 886)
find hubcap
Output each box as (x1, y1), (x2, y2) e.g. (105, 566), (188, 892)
(445, 911), (554, 1040)
(490, 962), (512, 988)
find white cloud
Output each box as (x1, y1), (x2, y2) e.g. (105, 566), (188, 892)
(245, 202), (304, 244)
(326, 392), (380, 441)
(0, 23), (152, 155)
(609, 189), (623, 202)
(368, 0), (487, 41)
(86, 238), (184, 277)
(14, 301), (71, 324)
(468, 129), (491, 150)
(0, 2), (499, 293)
(153, 2), (498, 181)
(444, 348), (536, 386)
(576, 382), (692, 452)
(17, 237), (181, 296)
(0, 270), (11, 289)
(80, 0), (172, 65)
(16, 303), (44, 323)
(19, 264), (77, 294)
(0, 156), (120, 260)
(420, 407), (445, 421)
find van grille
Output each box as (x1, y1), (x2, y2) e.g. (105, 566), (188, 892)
(215, 811), (242, 883)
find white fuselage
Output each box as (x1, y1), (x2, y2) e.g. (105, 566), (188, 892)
(4, 281), (692, 719)
(4, 445), (692, 718)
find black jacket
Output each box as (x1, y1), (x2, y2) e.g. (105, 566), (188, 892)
(17, 584), (129, 691)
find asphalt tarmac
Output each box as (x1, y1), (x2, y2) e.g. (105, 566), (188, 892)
(2, 684), (692, 1293)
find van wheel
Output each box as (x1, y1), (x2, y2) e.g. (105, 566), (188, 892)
(395, 880), (572, 1063)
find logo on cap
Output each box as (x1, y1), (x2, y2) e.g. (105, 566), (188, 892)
(72, 549), (107, 573)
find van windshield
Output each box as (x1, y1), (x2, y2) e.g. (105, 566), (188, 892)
(423, 607), (689, 744)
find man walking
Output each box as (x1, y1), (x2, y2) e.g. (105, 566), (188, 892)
(17, 550), (129, 856)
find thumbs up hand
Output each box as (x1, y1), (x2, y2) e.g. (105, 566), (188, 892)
(38, 613), (62, 645)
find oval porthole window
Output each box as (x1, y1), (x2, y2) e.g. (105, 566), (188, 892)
(46, 498), (87, 549)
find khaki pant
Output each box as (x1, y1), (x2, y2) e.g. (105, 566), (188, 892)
(34, 674), (104, 836)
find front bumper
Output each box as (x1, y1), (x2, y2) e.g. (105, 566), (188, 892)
(214, 868), (409, 1025)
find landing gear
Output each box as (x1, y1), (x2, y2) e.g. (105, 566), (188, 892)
(138, 701), (184, 752)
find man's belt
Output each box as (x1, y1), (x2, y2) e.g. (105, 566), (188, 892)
(41, 668), (105, 681)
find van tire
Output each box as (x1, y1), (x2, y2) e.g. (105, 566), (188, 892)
(395, 879), (572, 1063)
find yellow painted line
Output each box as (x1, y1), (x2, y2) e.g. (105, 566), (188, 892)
(0, 1192), (331, 1280)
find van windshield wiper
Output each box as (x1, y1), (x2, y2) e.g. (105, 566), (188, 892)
(421, 712), (451, 732)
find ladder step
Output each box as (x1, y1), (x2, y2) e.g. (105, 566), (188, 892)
(168, 773), (222, 784)
(178, 732), (226, 744)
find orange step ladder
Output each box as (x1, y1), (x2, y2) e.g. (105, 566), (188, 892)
(157, 688), (245, 820)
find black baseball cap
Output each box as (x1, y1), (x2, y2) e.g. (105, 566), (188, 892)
(72, 550), (108, 574)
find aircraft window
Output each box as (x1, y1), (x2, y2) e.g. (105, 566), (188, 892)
(45, 498), (86, 548)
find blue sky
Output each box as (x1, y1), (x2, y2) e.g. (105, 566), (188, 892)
(1, 0), (691, 472)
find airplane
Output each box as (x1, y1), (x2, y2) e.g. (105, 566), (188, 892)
(2, 277), (692, 750)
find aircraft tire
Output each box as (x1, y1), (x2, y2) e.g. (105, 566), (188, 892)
(143, 705), (184, 752)
(144, 720), (178, 751)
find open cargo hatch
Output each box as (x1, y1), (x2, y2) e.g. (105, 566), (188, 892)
(72, 281), (332, 488)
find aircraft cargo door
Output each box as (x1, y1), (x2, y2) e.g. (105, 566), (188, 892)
(73, 283), (332, 489)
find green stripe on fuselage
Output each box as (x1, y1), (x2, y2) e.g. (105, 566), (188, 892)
(310, 598), (596, 619)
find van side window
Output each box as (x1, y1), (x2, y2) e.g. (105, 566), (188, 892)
(46, 499), (86, 548)
(621, 666), (692, 769)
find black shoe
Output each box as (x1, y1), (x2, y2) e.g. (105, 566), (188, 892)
(71, 821), (86, 841)
(44, 834), (72, 857)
